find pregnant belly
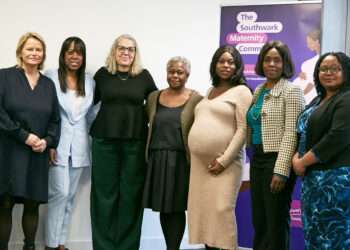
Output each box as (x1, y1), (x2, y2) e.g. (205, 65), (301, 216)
(188, 123), (233, 157)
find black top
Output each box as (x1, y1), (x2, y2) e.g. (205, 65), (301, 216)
(149, 103), (185, 150)
(90, 67), (157, 139)
(305, 90), (350, 171)
(0, 66), (60, 202)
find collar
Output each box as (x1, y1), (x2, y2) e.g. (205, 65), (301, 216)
(253, 78), (289, 103)
(268, 78), (289, 97)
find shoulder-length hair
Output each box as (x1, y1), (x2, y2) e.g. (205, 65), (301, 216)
(209, 45), (247, 87)
(105, 34), (143, 76)
(255, 40), (294, 79)
(58, 37), (86, 96)
(314, 52), (350, 98)
(16, 32), (46, 70)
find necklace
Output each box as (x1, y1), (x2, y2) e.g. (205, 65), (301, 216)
(116, 71), (129, 81)
(250, 103), (262, 121)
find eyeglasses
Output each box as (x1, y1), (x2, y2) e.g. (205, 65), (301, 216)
(319, 66), (342, 74)
(116, 46), (136, 54)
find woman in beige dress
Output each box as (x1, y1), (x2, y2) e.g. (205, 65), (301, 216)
(187, 45), (252, 250)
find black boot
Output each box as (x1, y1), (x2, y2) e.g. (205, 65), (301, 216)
(23, 243), (35, 250)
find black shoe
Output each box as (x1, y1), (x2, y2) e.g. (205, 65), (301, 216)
(23, 243), (35, 250)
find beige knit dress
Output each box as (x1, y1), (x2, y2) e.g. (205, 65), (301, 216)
(187, 85), (252, 249)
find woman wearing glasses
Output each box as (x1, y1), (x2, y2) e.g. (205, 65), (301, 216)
(90, 34), (157, 250)
(247, 41), (304, 250)
(293, 52), (350, 249)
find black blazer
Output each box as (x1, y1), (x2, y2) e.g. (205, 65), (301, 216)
(306, 90), (350, 171)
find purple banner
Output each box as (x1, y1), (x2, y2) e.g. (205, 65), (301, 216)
(220, 3), (322, 249)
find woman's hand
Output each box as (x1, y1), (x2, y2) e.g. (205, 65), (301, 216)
(270, 174), (286, 193)
(32, 139), (47, 153)
(25, 133), (40, 146)
(292, 153), (306, 176)
(208, 159), (225, 176)
(49, 149), (57, 165)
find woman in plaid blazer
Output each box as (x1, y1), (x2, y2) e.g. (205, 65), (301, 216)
(246, 41), (305, 250)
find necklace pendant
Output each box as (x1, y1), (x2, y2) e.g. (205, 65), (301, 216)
(116, 72), (129, 81)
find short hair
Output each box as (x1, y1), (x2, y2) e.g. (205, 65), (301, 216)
(58, 37), (86, 96)
(255, 40), (294, 79)
(16, 32), (46, 70)
(209, 45), (247, 87)
(314, 52), (350, 98)
(166, 56), (191, 75)
(307, 28), (321, 41)
(105, 34), (143, 76)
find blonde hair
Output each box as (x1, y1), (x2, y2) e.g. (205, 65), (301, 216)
(16, 32), (46, 70)
(105, 34), (143, 76)
(167, 56), (191, 75)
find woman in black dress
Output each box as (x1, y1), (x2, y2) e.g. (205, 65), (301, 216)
(0, 32), (60, 250)
(143, 56), (202, 250)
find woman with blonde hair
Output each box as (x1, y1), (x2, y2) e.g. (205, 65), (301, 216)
(0, 32), (60, 250)
(90, 34), (157, 250)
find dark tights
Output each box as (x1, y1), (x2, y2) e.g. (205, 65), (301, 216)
(0, 196), (14, 249)
(159, 212), (186, 250)
(0, 195), (39, 249)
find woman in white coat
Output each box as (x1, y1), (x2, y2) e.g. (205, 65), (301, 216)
(45, 37), (96, 250)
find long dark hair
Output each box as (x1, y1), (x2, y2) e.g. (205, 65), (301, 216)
(314, 52), (350, 98)
(58, 37), (86, 96)
(209, 45), (248, 88)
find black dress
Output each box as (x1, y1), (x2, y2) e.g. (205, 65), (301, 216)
(0, 67), (60, 203)
(143, 102), (189, 213)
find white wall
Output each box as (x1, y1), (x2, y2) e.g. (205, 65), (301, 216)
(348, 2), (350, 55)
(1, 0), (338, 249)
(321, 0), (348, 53)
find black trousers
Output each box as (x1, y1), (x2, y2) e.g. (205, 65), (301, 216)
(250, 145), (296, 250)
